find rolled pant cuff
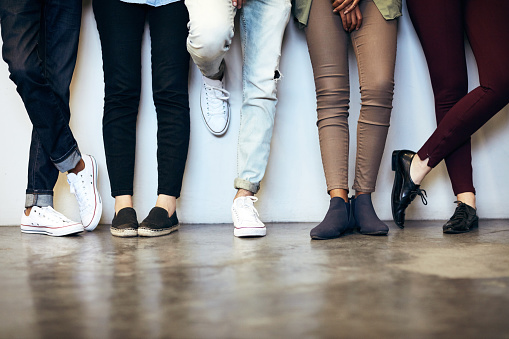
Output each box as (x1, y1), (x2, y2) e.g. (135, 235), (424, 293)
(352, 185), (376, 193)
(234, 178), (260, 194)
(54, 147), (81, 173)
(25, 193), (53, 208)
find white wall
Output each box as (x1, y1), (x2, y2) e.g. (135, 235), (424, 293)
(1, 2), (508, 226)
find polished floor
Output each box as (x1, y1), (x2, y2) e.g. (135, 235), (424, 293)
(1, 220), (509, 339)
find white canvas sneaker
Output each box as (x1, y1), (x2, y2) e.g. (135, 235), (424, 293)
(231, 196), (266, 237)
(67, 154), (102, 231)
(200, 76), (230, 136)
(21, 206), (84, 236)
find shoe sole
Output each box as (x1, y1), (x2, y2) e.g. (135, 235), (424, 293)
(21, 224), (84, 237)
(443, 218), (479, 234)
(82, 155), (102, 232)
(138, 224), (179, 237)
(391, 150), (405, 229)
(234, 227), (266, 237)
(360, 230), (389, 236)
(110, 227), (138, 238)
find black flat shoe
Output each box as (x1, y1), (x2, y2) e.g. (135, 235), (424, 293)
(391, 150), (427, 228)
(111, 207), (139, 238)
(138, 207), (179, 237)
(443, 201), (478, 234)
(310, 197), (355, 240)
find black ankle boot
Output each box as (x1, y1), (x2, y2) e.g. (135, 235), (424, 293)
(352, 194), (389, 235)
(443, 201), (479, 234)
(310, 197), (354, 240)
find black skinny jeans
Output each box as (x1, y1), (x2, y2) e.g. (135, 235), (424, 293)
(93, 0), (190, 198)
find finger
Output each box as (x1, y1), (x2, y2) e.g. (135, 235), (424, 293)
(345, 12), (352, 31)
(332, 0), (353, 13)
(339, 12), (349, 31)
(350, 12), (357, 32)
(356, 9), (362, 30)
(344, 0), (360, 14)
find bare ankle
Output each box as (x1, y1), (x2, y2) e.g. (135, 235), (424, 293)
(410, 154), (431, 185)
(68, 158), (85, 175)
(25, 207), (32, 216)
(115, 195), (133, 214)
(155, 194), (177, 215)
(329, 189), (348, 201)
(457, 192), (476, 209)
(234, 189), (254, 201)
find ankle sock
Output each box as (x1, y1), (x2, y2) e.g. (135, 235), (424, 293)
(353, 194), (388, 235)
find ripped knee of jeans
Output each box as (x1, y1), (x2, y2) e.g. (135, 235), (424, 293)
(274, 69), (282, 83)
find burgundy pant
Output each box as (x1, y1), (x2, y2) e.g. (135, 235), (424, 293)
(407, 0), (509, 195)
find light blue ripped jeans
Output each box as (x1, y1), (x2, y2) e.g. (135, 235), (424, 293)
(185, 0), (291, 194)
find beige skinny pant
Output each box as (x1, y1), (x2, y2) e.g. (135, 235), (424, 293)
(305, 0), (398, 193)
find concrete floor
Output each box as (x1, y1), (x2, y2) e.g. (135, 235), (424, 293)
(1, 220), (509, 339)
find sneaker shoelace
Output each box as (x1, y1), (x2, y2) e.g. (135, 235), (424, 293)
(37, 207), (72, 224)
(204, 83), (229, 116)
(69, 173), (93, 214)
(237, 196), (260, 223)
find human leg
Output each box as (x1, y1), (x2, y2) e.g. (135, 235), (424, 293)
(407, 0), (475, 198)
(235, 0), (291, 194)
(148, 1), (190, 207)
(231, 0), (291, 237)
(304, 0), (353, 239)
(350, 0), (397, 234)
(129, 1), (191, 238)
(93, 0), (146, 235)
(185, 0), (235, 135)
(351, 0), (397, 194)
(93, 0), (145, 200)
(416, 0), (509, 173)
(0, 0), (82, 209)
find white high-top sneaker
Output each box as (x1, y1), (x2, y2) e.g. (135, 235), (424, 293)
(21, 206), (84, 236)
(231, 196), (266, 237)
(67, 154), (102, 231)
(200, 75), (230, 136)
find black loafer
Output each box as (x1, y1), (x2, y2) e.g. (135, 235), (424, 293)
(443, 201), (479, 234)
(111, 207), (139, 237)
(138, 207), (179, 237)
(391, 150), (427, 228)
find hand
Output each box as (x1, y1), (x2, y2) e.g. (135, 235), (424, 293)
(232, 0), (243, 9)
(332, 0), (360, 15)
(339, 6), (362, 32)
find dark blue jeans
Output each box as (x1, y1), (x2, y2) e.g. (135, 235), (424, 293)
(0, 0), (82, 208)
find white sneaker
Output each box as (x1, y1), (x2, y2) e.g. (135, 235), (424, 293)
(200, 76), (230, 136)
(21, 206), (84, 236)
(67, 154), (102, 231)
(231, 196), (266, 237)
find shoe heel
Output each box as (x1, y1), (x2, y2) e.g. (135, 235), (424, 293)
(391, 151), (399, 171)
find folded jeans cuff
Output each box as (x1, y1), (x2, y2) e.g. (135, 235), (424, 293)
(25, 193), (53, 208)
(234, 178), (260, 194)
